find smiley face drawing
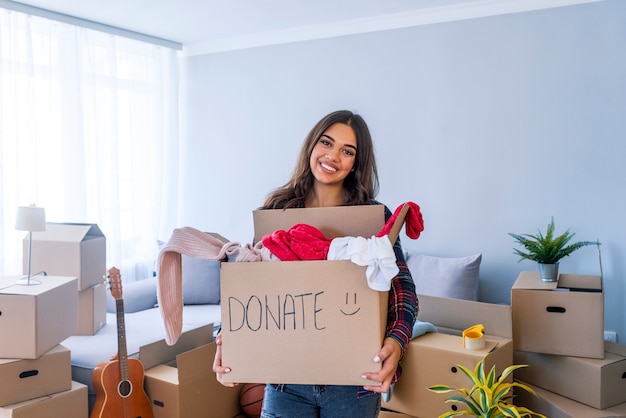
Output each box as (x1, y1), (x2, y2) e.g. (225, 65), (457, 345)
(340, 292), (361, 316)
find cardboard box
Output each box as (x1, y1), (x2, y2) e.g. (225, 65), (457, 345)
(0, 381), (87, 418)
(386, 333), (513, 418)
(512, 271), (604, 358)
(137, 324), (214, 370)
(221, 205), (387, 385)
(0, 345), (71, 407)
(145, 342), (243, 418)
(76, 282), (107, 336)
(383, 294), (513, 418)
(79, 324), (214, 413)
(0, 276), (78, 359)
(514, 341), (626, 409)
(515, 380), (626, 418)
(26, 223), (106, 291)
(379, 411), (417, 418)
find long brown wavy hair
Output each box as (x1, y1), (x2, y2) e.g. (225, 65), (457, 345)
(262, 110), (379, 209)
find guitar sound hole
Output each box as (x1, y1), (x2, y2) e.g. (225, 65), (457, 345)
(118, 380), (132, 397)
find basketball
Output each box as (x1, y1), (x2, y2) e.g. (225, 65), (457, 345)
(239, 383), (265, 418)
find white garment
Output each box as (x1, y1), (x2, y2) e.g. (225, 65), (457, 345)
(327, 235), (399, 291)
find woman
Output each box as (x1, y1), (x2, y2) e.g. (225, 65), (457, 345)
(213, 110), (418, 417)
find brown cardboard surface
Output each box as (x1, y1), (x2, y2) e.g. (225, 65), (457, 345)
(512, 271), (604, 358)
(379, 410), (417, 418)
(221, 260), (388, 385)
(26, 223), (106, 291)
(222, 205), (387, 385)
(0, 345), (71, 407)
(0, 381), (88, 418)
(384, 332), (513, 418)
(514, 342), (626, 409)
(138, 324), (214, 370)
(76, 282), (107, 336)
(515, 380), (626, 418)
(252, 204), (385, 242)
(145, 342), (242, 418)
(417, 293), (512, 339)
(0, 276), (78, 359)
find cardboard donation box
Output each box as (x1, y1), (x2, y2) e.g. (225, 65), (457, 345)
(0, 345), (71, 407)
(0, 276), (78, 359)
(0, 381), (88, 418)
(383, 294), (513, 418)
(221, 205), (388, 385)
(76, 282), (107, 336)
(26, 223), (106, 291)
(515, 380), (626, 418)
(145, 342), (243, 418)
(514, 341), (626, 409)
(512, 271), (604, 358)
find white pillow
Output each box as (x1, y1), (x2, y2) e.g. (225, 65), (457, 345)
(405, 253), (481, 301)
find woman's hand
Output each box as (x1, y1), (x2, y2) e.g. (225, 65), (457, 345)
(360, 337), (402, 393)
(212, 333), (239, 387)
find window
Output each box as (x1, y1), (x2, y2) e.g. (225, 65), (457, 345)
(1, 8), (179, 281)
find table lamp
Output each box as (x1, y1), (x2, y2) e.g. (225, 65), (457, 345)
(15, 205), (46, 285)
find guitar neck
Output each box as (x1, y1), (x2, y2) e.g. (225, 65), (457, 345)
(115, 298), (129, 381)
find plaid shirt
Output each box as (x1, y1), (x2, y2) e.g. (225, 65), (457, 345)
(356, 200), (418, 396)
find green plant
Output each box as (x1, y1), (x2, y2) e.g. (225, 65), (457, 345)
(428, 357), (546, 418)
(508, 217), (598, 264)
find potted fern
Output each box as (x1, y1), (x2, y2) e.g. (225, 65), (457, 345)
(428, 357), (546, 418)
(508, 217), (598, 281)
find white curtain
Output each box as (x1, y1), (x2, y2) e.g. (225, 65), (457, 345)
(0, 8), (179, 281)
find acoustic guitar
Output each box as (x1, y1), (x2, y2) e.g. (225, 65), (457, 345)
(91, 267), (154, 418)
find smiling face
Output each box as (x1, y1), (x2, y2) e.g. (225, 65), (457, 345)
(309, 123), (357, 188)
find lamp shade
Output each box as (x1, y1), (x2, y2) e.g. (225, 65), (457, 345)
(15, 206), (46, 232)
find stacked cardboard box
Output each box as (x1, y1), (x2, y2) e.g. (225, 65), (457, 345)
(511, 271), (626, 417)
(382, 294), (514, 418)
(515, 380), (626, 418)
(0, 276), (87, 416)
(25, 223), (107, 336)
(512, 270), (604, 358)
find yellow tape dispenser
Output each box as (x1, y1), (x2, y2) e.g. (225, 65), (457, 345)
(462, 323), (485, 350)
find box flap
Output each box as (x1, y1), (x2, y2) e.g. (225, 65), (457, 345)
(605, 341), (626, 357)
(253, 205), (385, 243)
(512, 271), (559, 290)
(417, 294), (512, 339)
(138, 324), (213, 370)
(386, 203), (409, 245)
(557, 274), (603, 292)
(175, 343), (214, 382)
(29, 223), (104, 242)
(513, 271), (602, 292)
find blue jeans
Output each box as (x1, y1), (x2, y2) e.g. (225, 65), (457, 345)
(261, 384), (381, 418)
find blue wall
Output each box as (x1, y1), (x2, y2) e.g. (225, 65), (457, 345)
(179, 1), (626, 341)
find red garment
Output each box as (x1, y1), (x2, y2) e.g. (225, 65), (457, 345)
(377, 201), (424, 240)
(261, 223), (332, 261)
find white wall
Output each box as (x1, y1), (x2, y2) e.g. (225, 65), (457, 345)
(178, 1), (626, 341)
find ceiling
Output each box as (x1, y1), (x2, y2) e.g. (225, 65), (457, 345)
(5, 0), (601, 54)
